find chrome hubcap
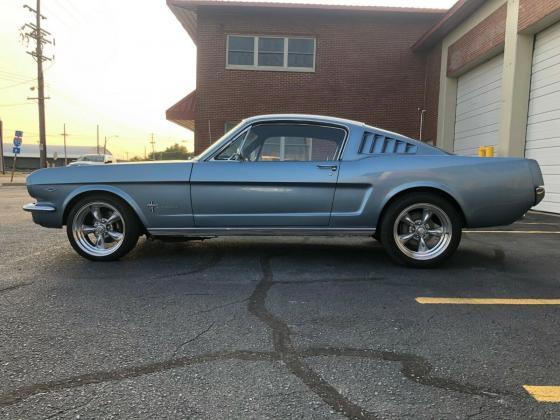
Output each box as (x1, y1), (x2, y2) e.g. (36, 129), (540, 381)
(72, 202), (125, 257)
(393, 203), (452, 261)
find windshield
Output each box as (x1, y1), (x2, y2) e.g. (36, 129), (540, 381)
(78, 155), (104, 162)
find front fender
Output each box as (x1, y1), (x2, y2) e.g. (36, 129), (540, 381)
(62, 185), (149, 227)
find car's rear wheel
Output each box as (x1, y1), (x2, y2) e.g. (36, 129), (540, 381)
(66, 194), (140, 261)
(379, 192), (462, 268)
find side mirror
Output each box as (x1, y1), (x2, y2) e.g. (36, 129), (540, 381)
(231, 152), (245, 162)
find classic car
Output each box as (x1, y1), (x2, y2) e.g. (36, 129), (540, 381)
(23, 114), (545, 267)
(67, 153), (114, 166)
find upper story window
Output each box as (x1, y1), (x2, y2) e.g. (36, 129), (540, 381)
(226, 35), (315, 72)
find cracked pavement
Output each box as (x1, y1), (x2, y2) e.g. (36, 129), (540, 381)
(1, 186), (560, 419)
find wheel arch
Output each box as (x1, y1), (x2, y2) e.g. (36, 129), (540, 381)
(62, 186), (148, 230)
(376, 185), (467, 234)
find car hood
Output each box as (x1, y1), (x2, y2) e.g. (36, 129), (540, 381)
(27, 161), (194, 186)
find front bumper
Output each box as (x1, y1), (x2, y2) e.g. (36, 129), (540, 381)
(23, 202), (57, 212)
(535, 186), (545, 206)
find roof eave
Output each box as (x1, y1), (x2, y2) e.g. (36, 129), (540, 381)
(412, 0), (487, 52)
(167, 0), (447, 44)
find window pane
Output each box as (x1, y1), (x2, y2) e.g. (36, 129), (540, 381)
(229, 36), (254, 51)
(228, 51), (254, 66)
(258, 37), (284, 67)
(214, 132), (246, 160)
(288, 38), (314, 68)
(259, 37), (284, 52)
(258, 52), (284, 66)
(242, 124), (345, 162)
(228, 36), (254, 66)
(288, 38), (314, 54)
(260, 138), (281, 161)
(288, 53), (314, 68)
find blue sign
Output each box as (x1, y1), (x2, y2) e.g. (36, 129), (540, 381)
(13, 147), (21, 155)
(13, 138), (22, 147)
(15, 130), (23, 137)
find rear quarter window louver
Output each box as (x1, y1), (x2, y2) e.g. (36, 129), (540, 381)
(359, 132), (418, 155)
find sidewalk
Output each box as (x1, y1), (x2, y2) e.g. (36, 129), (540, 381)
(0, 172), (28, 186)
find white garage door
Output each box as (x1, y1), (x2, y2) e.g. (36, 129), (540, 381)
(454, 54), (504, 156)
(526, 21), (560, 214)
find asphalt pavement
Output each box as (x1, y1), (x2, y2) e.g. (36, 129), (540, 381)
(1, 186), (559, 419)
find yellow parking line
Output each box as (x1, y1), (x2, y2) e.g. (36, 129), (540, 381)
(415, 297), (560, 305)
(524, 386), (560, 402)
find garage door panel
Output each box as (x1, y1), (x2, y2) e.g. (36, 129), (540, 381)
(531, 50), (560, 72)
(456, 56), (503, 87)
(535, 199), (560, 213)
(525, 137), (560, 151)
(454, 54), (503, 156)
(454, 131), (499, 153)
(525, 147), (560, 165)
(526, 19), (560, 213)
(527, 108), (560, 125)
(457, 75), (502, 98)
(526, 119), (560, 142)
(528, 80), (560, 102)
(527, 93), (560, 118)
(455, 109), (501, 134)
(529, 64), (560, 88)
(455, 88), (502, 116)
(456, 101), (501, 123)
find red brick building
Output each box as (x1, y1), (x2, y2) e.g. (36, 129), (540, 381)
(166, 0), (445, 154)
(166, 0), (560, 214)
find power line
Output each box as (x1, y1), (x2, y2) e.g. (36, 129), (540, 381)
(0, 102), (35, 107)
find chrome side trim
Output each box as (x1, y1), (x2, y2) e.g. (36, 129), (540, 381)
(23, 203), (56, 212)
(148, 227), (375, 237)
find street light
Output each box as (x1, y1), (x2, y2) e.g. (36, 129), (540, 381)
(103, 135), (118, 155)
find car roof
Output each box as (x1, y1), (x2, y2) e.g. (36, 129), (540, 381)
(243, 114), (364, 128)
(242, 114), (417, 141)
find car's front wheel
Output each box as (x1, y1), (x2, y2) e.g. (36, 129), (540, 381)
(66, 194), (140, 261)
(379, 192), (462, 268)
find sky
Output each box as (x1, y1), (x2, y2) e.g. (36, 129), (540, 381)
(0, 0), (455, 160)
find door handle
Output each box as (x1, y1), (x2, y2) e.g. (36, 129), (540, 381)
(317, 165), (338, 171)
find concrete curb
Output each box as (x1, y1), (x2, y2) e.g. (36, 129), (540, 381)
(0, 183), (26, 187)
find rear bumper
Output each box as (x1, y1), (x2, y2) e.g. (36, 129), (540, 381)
(23, 202), (56, 212)
(535, 186), (545, 206)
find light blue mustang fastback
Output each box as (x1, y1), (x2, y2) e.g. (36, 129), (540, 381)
(24, 114), (545, 267)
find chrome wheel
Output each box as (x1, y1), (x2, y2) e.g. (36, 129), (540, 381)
(71, 201), (125, 257)
(393, 203), (452, 261)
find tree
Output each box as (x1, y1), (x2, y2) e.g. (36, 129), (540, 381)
(148, 143), (193, 161)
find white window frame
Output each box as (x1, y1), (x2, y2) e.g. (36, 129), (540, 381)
(226, 35), (315, 72)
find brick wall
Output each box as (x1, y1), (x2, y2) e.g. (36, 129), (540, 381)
(447, 3), (507, 76)
(422, 43), (442, 145)
(194, 7), (441, 153)
(519, 0), (560, 32)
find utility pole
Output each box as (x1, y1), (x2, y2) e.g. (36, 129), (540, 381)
(149, 133), (156, 160)
(96, 124), (99, 154)
(60, 123), (68, 165)
(22, 0), (53, 168)
(0, 119), (5, 174)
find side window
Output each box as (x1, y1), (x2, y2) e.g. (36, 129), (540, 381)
(240, 123), (345, 162)
(214, 131), (247, 160)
